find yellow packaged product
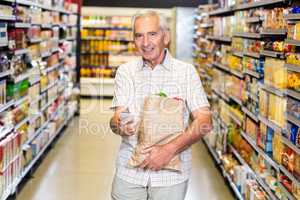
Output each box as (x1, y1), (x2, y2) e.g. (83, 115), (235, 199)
(264, 58), (287, 89)
(268, 93), (286, 128)
(272, 132), (284, 164)
(259, 89), (269, 117)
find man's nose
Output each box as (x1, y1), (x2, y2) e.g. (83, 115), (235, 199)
(142, 35), (149, 46)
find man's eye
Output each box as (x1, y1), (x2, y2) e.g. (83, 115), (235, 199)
(135, 34), (142, 38)
(150, 32), (157, 36)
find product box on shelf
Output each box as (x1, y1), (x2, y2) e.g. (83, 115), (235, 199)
(272, 132), (284, 165)
(264, 58), (287, 89)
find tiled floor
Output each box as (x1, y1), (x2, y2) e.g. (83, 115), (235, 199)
(17, 99), (234, 200)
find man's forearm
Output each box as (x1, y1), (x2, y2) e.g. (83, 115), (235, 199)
(165, 112), (212, 155)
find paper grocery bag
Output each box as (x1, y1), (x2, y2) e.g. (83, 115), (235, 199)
(128, 95), (185, 171)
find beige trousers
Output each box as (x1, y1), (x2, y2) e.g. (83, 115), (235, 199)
(111, 176), (188, 200)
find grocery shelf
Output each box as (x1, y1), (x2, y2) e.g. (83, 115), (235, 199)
(51, 47), (60, 53)
(229, 69), (244, 79)
(29, 38), (42, 43)
(199, 23), (213, 28)
(41, 51), (51, 58)
(258, 114), (283, 133)
(232, 51), (243, 58)
(15, 0), (74, 14)
(25, 118), (51, 147)
(14, 116), (29, 131)
(246, 91), (259, 102)
(229, 144), (279, 200)
(235, 0), (285, 11)
(0, 126), (14, 140)
(259, 83), (285, 97)
(228, 111), (243, 127)
(285, 112), (300, 128)
(278, 182), (296, 200)
(212, 62), (230, 72)
(206, 35), (232, 43)
(0, 100), (14, 113)
(29, 76), (41, 85)
(285, 63), (300, 73)
(17, 121), (67, 192)
(40, 96), (57, 112)
(219, 165), (244, 200)
(81, 26), (132, 31)
(212, 88), (230, 102)
(13, 22), (31, 28)
(14, 48), (29, 55)
(279, 165), (300, 187)
(243, 51), (261, 59)
(205, 63), (213, 68)
(242, 107), (259, 122)
(229, 144), (247, 166)
(0, 15), (15, 21)
(41, 24), (52, 29)
(208, 7), (234, 16)
(41, 80), (59, 93)
(285, 13), (300, 21)
(14, 95), (28, 107)
(240, 131), (279, 171)
(66, 37), (76, 41)
(80, 77), (114, 84)
(285, 39), (300, 46)
(30, 94), (45, 106)
(2, 0), (15, 2)
(29, 112), (41, 124)
(260, 50), (284, 59)
(203, 138), (221, 164)
(230, 96), (243, 106)
(245, 17), (262, 23)
(280, 133), (300, 155)
(0, 42), (8, 47)
(286, 89), (300, 101)
(243, 69), (262, 79)
(13, 71), (30, 83)
(44, 62), (62, 73)
(260, 29), (287, 36)
(233, 32), (261, 39)
(0, 70), (11, 79)
(81, 37), (132, 42)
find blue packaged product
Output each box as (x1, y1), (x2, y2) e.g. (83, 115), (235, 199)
(266, 126), (274, 141)
(291, 6), (300, 14)
(290, 123), (298, 145)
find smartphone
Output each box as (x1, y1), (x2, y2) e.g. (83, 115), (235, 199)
(119, 112), (134, 125)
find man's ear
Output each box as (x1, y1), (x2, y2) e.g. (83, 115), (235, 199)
(163, 30), (171, 46)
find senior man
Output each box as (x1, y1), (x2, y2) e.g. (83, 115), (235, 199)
(110, 9), (212, 200)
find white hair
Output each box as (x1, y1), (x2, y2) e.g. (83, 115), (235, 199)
(132, 9), (169, 33)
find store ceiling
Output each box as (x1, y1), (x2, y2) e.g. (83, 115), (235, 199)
(82, 0), (217, 8)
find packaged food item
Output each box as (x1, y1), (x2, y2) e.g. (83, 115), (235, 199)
(268, 93), (286, 128)
(259, 89), (269, 117)
(287, 97), (300, 120)
(282, 145), (295, 173)
(288, 71), (300, 92)
(264, 58), (287, 89)
(273, 132), (284, 164)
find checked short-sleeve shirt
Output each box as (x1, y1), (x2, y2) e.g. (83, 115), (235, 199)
(111, 50), (209, 187)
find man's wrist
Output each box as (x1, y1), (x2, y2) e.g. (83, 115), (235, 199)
(164, 142), (178, 157)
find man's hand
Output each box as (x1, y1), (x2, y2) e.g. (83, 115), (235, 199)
(110, 114), (136, 137)
(138, 144), (176, 171)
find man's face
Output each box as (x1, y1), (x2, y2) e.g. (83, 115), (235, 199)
(133, 15), (169, 64)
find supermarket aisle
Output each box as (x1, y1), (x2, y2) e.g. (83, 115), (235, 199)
(17, 99), (234, 200)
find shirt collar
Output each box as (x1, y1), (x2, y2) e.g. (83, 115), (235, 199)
(138, 49), (172, 71)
